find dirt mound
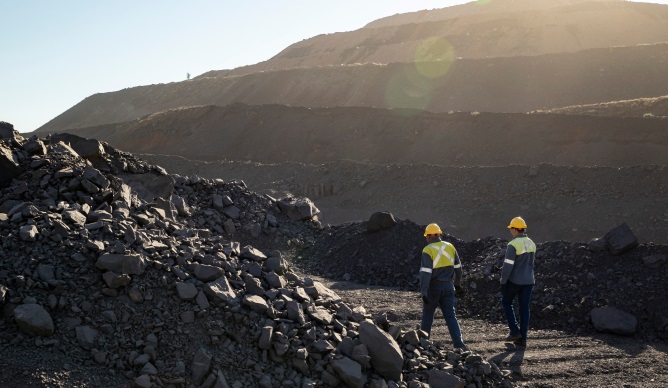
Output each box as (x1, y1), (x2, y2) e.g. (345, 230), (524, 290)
(295, 218), (668, 341)
(35, 43), (668, 133)
(36, 103), (668, 167)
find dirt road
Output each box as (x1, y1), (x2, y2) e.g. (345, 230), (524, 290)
(311, 276), (668, 387)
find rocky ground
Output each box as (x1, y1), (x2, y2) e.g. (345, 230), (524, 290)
(309, 275), (668, 387)
(0, 127), (515, 387)
(1, 125), (666, 387)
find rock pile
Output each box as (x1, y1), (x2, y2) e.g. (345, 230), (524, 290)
(299, 216), (668, 342)
(0, 128), (513, 386)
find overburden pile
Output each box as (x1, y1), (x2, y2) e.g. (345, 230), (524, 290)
(0, 123), (513, 387)
(299, 217), (668, 342)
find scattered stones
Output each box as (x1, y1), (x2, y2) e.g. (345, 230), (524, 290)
(0, 128), (520, 387)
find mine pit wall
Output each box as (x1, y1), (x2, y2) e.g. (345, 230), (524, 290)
(139, 154), (668, 244)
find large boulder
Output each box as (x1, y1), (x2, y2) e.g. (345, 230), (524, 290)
(331, 356), (365, 388)
(359, 321), (403, 381)
(429, 369), (465, 388)
(48, 133), (105, 160)
(0, 143), (21, 187)
(277, 196), (320, 220)
(191, 347), (212, 385)
(14, 304), (54, 336)
(0, 121), (16, 139)
(604, 223), (638, 256)
(203, 277), (238, 306)
(367, 211), (397, 233)
(118, 172), (174, 201)
(590, 307), (637, 335)
(95, 253), (147, 275)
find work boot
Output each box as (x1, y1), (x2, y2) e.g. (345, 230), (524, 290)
(454, 343), (469, 352)
(505, 333), (522, 342)
(513, 337), (526, 347)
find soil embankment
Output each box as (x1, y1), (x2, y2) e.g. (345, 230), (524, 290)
(140, 154), (668, 244)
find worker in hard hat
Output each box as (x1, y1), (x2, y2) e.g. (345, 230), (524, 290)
(419, 223), (468, 350)
(500, 216), (536, 347)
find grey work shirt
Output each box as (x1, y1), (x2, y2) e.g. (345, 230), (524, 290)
(500, 235), (536, 285)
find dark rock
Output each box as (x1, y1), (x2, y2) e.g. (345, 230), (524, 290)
(14, 304), (54, 336)
(0, 121), (15, 139)
(367, 211), (397, 233)
(642, 254), (667, 268)
(587, 237), (607, 252)
(48, 133), (105, 160)
(0, 143), (21, 187)
(590, 307), (637, 335)
(359, 321), (403, 381)
(277, 196), (320, 220)
(604, 223), (638, 255)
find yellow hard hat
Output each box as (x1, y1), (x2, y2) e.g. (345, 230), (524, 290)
(507, 217), (527, 229)
(424, 223), (443, 236)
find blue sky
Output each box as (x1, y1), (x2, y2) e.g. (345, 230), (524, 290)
(1, 1), (667, 133)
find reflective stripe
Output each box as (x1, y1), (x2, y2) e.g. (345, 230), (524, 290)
(453, 263), (461, 268)
(420, 267), (433, 273)
(509, 237), (536, 255)
(432, 242), (454, 268)
(504, 259), (515, 265)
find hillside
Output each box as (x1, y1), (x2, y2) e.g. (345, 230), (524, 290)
(36, 43), (668, 133)
(208, 0), (668, 78)
(42, 103), (668, 167)
(365, 0), (623, 28)
(36, 0), (668, 134)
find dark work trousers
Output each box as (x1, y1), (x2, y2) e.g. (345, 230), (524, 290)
(502, 281), (534, 340)
(420, 282), (465, 347)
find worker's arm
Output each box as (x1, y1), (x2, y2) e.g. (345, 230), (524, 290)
(500, 244), (517, 284)
(419, 251), (433, 297)
(453, 250), (462, 288)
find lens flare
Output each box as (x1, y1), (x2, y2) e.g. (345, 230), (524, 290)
(384, 37), (455, 115)
(415, 37), (455, 79)
(384, 66), (432, 113)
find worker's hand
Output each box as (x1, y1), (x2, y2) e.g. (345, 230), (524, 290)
(421, 295), (429, 304)
(454, 285), (466, 297)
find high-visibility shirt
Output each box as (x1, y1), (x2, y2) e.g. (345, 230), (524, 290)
(419, 239), (462, 297)
(501, 235), (536, 285)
